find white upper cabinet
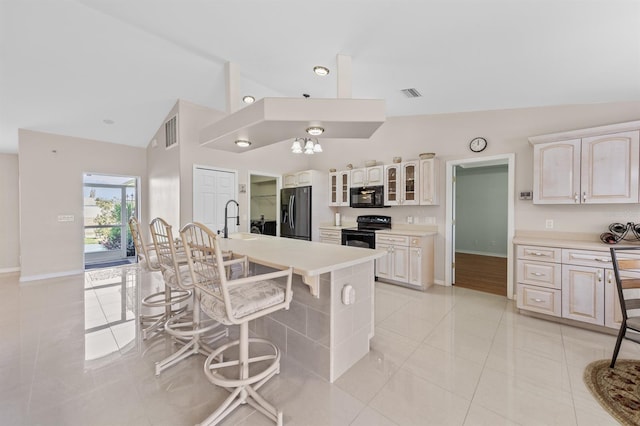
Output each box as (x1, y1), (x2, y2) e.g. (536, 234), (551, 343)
(384, 161), (420, 206)
(351, 165), (384, 187)
(419, 158), (439, 205)
(283, 170), (315, 188)
(329, 171), (350, 206)
(531, 126), (640, 204)
(533, 139), (581, 204)
(581, 131), (639, 204)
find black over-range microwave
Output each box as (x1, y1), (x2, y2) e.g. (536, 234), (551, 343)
(350, 185), (387, 208)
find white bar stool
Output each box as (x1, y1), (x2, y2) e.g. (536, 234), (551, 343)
(129, 216), (190, 339)
(180, 222), (293, 426)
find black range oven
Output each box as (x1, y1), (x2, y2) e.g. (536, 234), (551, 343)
(341, 215), (392, 249)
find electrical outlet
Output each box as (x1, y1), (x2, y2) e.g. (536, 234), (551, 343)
(407, 216), (414, 224)
(545, 219), (554, 229)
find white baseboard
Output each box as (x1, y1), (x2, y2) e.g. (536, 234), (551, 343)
(19, 269), (84, 284)
(455, 250), (507, 258)
(0, 267), (20, 274)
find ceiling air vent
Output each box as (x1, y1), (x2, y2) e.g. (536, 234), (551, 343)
(165, 115), (178, 149)
(401, 88), (422, 98)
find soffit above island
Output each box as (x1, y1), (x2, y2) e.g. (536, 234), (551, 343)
(199, 97), (386, 153)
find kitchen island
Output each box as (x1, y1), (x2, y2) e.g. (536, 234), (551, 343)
(222, 233), (386, 382)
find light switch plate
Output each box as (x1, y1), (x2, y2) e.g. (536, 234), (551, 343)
(520, 191), (533, 200)
(58, 215), (75, 222)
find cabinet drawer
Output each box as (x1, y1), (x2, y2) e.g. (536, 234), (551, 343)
(562, 249), (612, 268)
(517, 245), (562, 262)
(376, 234), (410, 246)
(517, 260), (561, 289)
(517, 284), (561, 317)
(409, 236), (424, 247)
(319, 229), (341, 239)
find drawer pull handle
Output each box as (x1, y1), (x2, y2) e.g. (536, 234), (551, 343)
(532, 272), (544, 276)
(571, 254), (611, 262)
(532, 252), (545, 256)
(533, 298), (543, 303)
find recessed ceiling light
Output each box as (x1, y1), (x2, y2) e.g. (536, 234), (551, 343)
(103, 119), (115, 125)
(242, 95), (255, 104)
(234, 140), (251, 148)
(313, 66), (330, 76)
(306, 126), (324, 136)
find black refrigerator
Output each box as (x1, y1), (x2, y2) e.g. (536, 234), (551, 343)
(280, 186), (312, 241)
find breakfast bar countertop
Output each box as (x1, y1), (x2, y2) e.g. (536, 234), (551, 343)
(223, 233), (385, 295)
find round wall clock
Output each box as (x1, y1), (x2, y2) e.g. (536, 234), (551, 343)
(469, 137), (487, 152)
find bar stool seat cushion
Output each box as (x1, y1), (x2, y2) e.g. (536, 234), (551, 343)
(162, 264), (193, 288)
(200, 281), (284, 324)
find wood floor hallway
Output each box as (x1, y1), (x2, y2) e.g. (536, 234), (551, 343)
(454, 252), (507, 296)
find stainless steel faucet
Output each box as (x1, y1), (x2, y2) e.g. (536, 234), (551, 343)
(223, 199), (240, 238)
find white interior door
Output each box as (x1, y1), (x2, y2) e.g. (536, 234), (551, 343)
(193, 167), (237, 235)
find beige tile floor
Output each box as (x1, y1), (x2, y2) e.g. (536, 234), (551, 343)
(1, 264), (636, 425)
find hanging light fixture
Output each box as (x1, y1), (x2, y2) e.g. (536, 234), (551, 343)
(291, 137), (322, 155)
(291, 139), (303, 153)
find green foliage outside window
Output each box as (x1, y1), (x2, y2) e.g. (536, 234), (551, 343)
(94, 197), (134, 254)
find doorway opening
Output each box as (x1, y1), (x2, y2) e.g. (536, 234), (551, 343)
(454, 164), (508, 296)
(445, 154), (515, 299)
(248, 172), (280, 236)
(83, 173), (138, 269)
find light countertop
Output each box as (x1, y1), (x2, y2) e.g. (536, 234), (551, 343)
(376, 229), (437, 237)
(224, 233), (386, 277)
(513, 230), (640, 251)
(319, 223), (438, 237)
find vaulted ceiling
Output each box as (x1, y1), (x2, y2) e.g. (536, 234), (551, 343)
(1, 0), (639, 154)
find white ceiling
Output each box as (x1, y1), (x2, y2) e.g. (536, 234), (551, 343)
(1, 0), (639, 154)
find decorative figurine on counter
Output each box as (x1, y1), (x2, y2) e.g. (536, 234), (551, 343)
(600, 222), (640, 244)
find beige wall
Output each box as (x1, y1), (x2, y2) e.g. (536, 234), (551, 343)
(146, 102), (181, 231)
(18, 130), (147, 281)
(308, 101), (640, 281)
(171, 99), (315, 229)
(0, 154), (20, 271)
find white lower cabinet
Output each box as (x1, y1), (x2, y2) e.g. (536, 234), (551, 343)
(516, 244), (632, 329)
(517, 284), (562, 317)
(319, 228), (341, 245)
(561, 264), (605, 325)
(516, 245), (562, 317)
(376, 238), (409, 282)
(376, 233), (434, 290)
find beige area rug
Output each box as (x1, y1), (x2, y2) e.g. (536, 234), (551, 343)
(584, 359), (640, 425)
